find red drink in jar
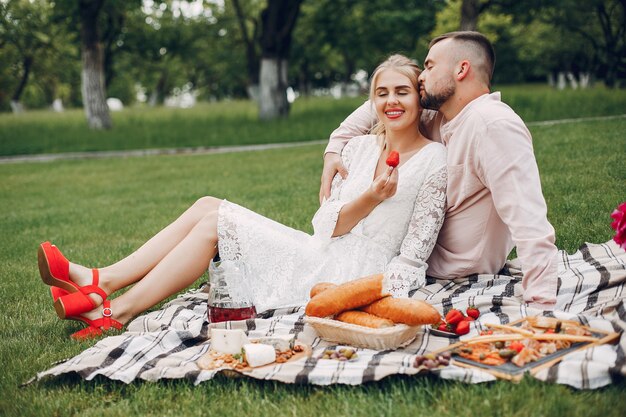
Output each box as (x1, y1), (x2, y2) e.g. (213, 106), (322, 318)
(208, 305), (257, 323)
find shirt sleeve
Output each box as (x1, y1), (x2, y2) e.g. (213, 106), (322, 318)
(476, 119), (558, 309)
(384, 163), (447, 298)
(312, 140), (358, 242)
(325, 101), (376, 155)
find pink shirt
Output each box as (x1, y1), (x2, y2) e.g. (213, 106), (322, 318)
(326, 93), (558, 308)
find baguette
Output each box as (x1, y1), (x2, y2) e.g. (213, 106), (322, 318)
(305, 274), (387, 318)
(361, 296), (440, 326)
(309, 282), (337, 299)
(335, 310), (394, 329)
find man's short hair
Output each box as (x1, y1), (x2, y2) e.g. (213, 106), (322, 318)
(430, 31), (496, 83)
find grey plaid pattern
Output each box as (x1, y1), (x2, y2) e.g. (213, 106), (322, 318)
(35, 241), (625, 389)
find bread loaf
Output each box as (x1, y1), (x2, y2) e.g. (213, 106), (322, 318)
(361, 297), (440, 326)
(305, 274), (387, 318)
(309, 282), (337, 298)
(335, 310), (394, 328)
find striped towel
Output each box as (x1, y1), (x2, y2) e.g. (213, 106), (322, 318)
(34, 241), (626, 389)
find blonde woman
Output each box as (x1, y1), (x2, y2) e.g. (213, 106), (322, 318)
(39, 54), (447, 339)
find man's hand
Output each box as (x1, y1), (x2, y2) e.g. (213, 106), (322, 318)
(319, 153), (348, 204)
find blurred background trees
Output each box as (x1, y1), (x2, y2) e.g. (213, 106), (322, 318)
(1, 0), (624, 124)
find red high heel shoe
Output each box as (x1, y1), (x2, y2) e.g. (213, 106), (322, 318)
(51, 287), (122, 340)
(38, 242), (108, 319)
(70, 300), (124, 341)
(50, 286), (67, 303)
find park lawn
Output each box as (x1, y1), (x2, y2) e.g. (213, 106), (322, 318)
(1, 116), (625, 417)
(1, 85), (626, 157)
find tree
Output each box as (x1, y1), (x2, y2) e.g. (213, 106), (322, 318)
(257, 0), (303, 120)
(541, 0), (625, 88)
(290, 0), (441, 97)
(77, 0), (111, 129)
(460, 0), (481, 30)
(230, 0), (262, 99)
(1, 0), (57, 112)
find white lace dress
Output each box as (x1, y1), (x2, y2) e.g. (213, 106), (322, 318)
(217, 135), (447, 313)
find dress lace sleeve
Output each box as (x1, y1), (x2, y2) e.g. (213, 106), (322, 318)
(384, 164), (447, 297)
(311, 141), (358, 242)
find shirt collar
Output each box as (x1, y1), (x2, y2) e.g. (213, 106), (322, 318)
(439, 92), (501, 145)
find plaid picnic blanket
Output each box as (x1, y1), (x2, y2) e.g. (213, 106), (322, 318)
(35, 241), (626, 389)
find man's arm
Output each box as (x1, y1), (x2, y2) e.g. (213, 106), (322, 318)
(478, 120), (558, 309)
(325, 100), (376, 155)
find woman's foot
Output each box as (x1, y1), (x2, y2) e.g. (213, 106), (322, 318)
(68, 263), (108, 307)
(38, 242), (109, 318)
(79, 300), (129, 324)
(70, 300), (126, 341)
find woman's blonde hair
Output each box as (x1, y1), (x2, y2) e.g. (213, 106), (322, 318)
(368, 54), (422, 141)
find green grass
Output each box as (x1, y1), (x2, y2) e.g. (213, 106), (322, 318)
(1, 85), (625, 157)
(0, 97), (364, 156)
(1, 116), (625, 416)
(497, 84), (626, 123)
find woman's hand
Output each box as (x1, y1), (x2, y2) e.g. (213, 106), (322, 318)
(319, 153), (349, 204)
(330, 166), (398, 237)
(369, 166), (398, 202)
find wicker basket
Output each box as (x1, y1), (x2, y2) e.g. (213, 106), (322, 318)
(305, 316), (421, 350)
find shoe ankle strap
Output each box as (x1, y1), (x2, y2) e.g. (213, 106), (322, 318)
(78, 269), (107, 301)
(102, 300), (113, 329)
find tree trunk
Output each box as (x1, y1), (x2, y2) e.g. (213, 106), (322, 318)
(259, 57), (289, 119)
(258, 0), (303, 120)
(148, 70), (168, 107)
(10, 55), (33, 114)
(232, 0), (260, 98)
(460, 0), (480, 31)
(79, 0), (112, 130)
(298, 59), (310, 96)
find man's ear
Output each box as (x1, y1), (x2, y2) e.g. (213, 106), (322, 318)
(456, 60), (470, 81)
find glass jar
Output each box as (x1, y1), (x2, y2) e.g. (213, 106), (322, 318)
(207, 258), (257, 323)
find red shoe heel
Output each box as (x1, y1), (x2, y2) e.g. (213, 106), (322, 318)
(50, 287), (89, 325)
(38, 242), (72, 292)
(70, 300), (124, 341)
(53, 269), (107, 319)
(50, 286), (68, 302)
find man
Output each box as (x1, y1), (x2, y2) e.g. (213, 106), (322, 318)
(320, 31), (558, 309)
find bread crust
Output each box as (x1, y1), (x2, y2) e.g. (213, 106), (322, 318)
(335, 310), (394, 328)
(305, 274), (386, 317)
(309, 282), (337, 299)
(361, 297), (440, 325)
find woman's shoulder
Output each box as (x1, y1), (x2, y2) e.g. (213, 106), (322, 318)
(422, 140), (446, 158)
(428, 141), (447, 156)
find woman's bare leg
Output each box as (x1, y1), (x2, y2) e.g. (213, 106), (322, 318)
(68, 197), (221, 305)
(81, 210), (220, 324)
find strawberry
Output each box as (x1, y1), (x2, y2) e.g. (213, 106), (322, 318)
(386, 150), (400, 168)
(455, 320), (470, 335)
(466, 306), (480, 319)
(463, 316), (475, 322)
(508, 341), (525, 353)
(437, 322), (450, 332)
(445, 309), (465, 326)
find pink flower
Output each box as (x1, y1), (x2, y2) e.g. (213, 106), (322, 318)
(610, 202), (626, 250)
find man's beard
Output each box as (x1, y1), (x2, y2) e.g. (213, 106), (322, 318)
(419, 84), (455, 110)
